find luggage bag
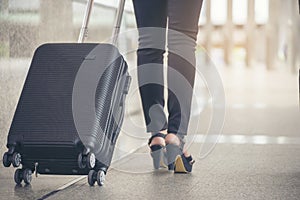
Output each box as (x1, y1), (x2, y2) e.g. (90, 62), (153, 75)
(2, 0), (130, 186)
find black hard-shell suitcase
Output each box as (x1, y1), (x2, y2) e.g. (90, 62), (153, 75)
(2, 0), (130, 186)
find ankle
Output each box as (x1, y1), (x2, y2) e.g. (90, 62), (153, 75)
(183, 151), (191, 157)
(150, 137), (165, 146)
(165, 133), (180, 146)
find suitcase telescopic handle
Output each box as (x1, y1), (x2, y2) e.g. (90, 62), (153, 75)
(78, 0), (126, 44)
(78, 0), (94, 43)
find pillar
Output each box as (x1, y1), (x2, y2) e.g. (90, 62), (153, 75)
(204, 0), (212, 64)
(288, 0), (300, 74)
(246, 0), (255, 67)
(224, 0), (233, 66)
(266, 0), (279, 70)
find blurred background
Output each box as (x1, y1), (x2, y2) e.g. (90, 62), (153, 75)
(0, 0), (299, 70)
(1, 1), (300, 198)
(0, 0), (299, 158)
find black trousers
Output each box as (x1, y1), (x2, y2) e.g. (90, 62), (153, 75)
(133, 0), (203, 136)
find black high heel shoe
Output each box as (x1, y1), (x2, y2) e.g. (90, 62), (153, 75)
(166, 143), (182, 171)
(165, 134), (195, 173)
(148, 133), (167, 169)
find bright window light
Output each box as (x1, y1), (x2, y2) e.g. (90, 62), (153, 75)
(233, 0), (248, 25)
(255, 0), (269, 24)
(211, 0), (227, 25)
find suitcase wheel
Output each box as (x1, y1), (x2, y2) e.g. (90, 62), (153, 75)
(78, 152), (96, 169)
(96, 170), (106, 186)
(23, 169), (33, 184)
(2, 152), (11, 167)
(88, 170), (97, 186)
(78, 153), (86, 169)
(14, 168), (32, 185)
(86, 153), (96, 169)
(14, 169), (23, 185)
(12, 152), (22, 168)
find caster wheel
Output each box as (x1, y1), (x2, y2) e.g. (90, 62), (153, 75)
(87, 170), (96, 186)
(23, 169), (32, 185)
(86, 153), (95, 169)
(3, 152), (11, 167)
(77, 153), (86, 169)
(96, 170), (106, 186)
(14, 169), (23, 184)
(12, 152), (21, 168)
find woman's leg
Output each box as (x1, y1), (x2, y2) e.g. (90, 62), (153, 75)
(165, 1), (202, 168)
(133, 0), (168, 135)
(166, 0), (203, 139)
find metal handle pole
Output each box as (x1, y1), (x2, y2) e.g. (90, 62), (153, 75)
(78, 0), (94, 43)
(111, 0), (126, 45)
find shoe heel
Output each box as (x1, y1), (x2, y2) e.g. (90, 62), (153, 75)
(174, 155), (195, 173)
(174, 155), (187, 173)
(150, 145), (163, 170)
(166, 144), (182, 171)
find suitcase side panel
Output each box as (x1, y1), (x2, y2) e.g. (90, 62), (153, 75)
(7, 44), (99, 147)
(94, 59), (130, 166)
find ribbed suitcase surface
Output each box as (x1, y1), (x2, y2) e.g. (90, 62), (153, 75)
(5, 43), (130, 175)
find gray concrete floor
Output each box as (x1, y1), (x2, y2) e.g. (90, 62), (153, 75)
(0, 59), (300, 199)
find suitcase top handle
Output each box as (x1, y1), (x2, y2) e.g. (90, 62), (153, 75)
(78, 0), (126, 44)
